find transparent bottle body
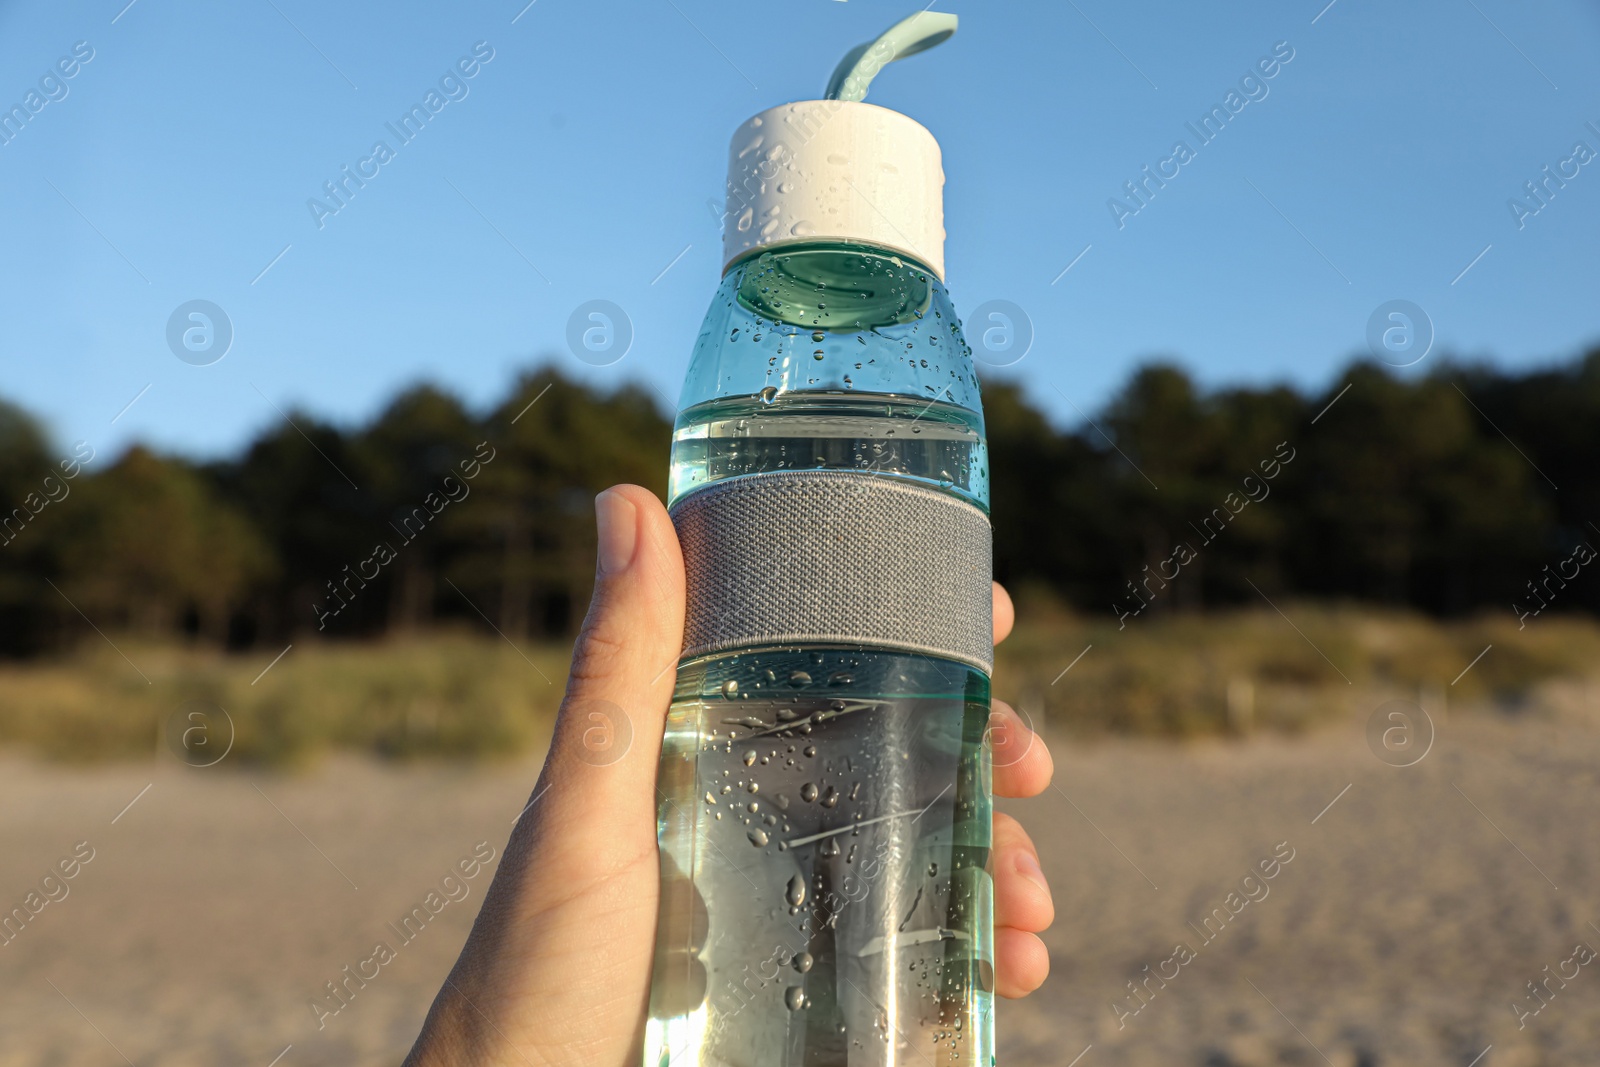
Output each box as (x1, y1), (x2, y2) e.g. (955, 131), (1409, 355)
(646, 244), (994, 1067)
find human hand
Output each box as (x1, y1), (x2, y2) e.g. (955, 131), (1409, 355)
(404, 484), (1054, 1067)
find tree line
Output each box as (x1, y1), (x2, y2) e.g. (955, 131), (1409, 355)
(1, 350), (1596, 656)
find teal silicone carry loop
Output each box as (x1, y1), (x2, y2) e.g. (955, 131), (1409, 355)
(823, 11), (958, 104)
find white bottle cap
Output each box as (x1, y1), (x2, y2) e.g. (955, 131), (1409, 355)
(717, 10), (957, 283)
(721, 101), (946, 281)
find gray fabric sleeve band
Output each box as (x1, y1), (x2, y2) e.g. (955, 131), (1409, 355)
(670, 470), (994, 674)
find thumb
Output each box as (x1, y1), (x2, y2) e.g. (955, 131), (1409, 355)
(410, 488), (685, 1060)
(559, 483), (685, 777)
(521, 483), (684, 865)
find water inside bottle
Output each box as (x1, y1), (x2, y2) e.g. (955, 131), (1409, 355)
(669, 392), (989, 510)
(647, 648), (994, 1066)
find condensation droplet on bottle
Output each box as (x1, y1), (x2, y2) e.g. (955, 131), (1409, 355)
(804, 745), (816, 757)
(800, 782), (818, 802)
(759, 386), (777, 404)
(786, 873), (807, 907)
(747, 828), (769, 847)
(785, 986), (806, 1011)
(813, 349), (825, 361)
(743, 750), (757, 766)
(811, 330), (825, 342)
(821, 786), (838, 808)
(789, 670), (812, 686)
(722, 679), (739, 698)
(793, 951), (814, 973)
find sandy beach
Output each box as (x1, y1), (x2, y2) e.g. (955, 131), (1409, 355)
(2, 705), (1595, 1066)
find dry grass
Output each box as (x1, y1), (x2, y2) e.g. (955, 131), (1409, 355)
(4, 608), (1599, 764)
(0, 630), (568, 766)
(993, 602), (1600, 737)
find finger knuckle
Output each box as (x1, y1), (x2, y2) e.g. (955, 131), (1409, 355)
(569, 618), (630, 683)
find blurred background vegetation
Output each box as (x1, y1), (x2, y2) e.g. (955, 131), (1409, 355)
(4, 351), (1599, 762)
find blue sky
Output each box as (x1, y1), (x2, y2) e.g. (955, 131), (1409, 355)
(1, 0), (1597, 458)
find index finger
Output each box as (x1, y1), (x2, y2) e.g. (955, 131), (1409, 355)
(993, 581), (1014, 646)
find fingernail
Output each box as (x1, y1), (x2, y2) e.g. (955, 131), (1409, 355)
(595, 489), (639, 575)
(1015, 850), (1049, 895)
